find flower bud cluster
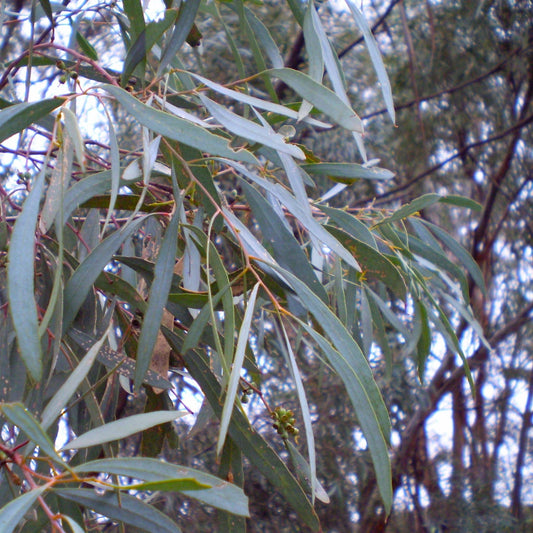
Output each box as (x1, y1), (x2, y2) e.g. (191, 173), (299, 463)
(271, 407), (299, 440)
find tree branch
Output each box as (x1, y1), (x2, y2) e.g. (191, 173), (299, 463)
(338, 0), (402, 59)
(354, 111), (533, 207)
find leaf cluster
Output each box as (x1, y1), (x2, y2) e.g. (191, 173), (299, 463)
(0, 1), (485, 531)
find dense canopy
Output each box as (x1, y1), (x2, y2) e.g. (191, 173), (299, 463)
(0, 0), (531, 531)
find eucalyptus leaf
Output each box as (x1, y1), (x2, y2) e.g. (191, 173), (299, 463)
(0, 403), (64, 465)
(217, 283), (260, 456)
(55, 489), (182, 533)
(73, 457), (249, 516)
(101, 85), (258, 164)
(62, 216), (147, 333)
(198, 94), (305, 159)
(60, 410), (187, 450)
(344, 0), (396, 124)
(7, 167), (46, 381)
(0, 98), (65, 143)
(164, 328), (321, 530)
(135, 208), (179, 390)
(0, 486), (47, 533)
(268, 68), (363, 132)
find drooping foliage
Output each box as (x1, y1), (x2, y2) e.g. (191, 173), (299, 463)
(0, 1), (485, 531)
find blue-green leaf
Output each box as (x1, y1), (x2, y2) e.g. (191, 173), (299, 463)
(101, 85), (258, 164)
(0, 486), (47, 533)
(41, 326), (111, 431)
(245, 7), (283, 68)
(420, 218), (486, 294)
(199, 94), (305, 159)
(377, 193), (441, 225)
(158, 0), (201, 75)
(264, 264), (392, 512)
(60, 411), (187, 450)
(186, 72), (330, 128)
(268, 68), (363, 132)
(163, 328), (320, 530)
(241, 180), (327, 302)
(55, 489), (182, 533)
(73, 457), (249, 516)
(0, 98), (65, 143)
(302, 162), (394, 182)
(122, 8), (179, 85)
(0, 403), (64, 465)
(217, 283), (260, 456)
(135, 209), (179, 390)
(63, 217), (147, 333)
(7, 168), (46, 381)
(345, 0), (395, 124)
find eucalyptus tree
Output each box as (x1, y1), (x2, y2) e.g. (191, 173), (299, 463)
(317, 1), (533, 531)
(0, 0), (484, 531)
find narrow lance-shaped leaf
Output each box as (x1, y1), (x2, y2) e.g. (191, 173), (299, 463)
(63, 216), (147, 333)
(76, 30), (98, 61)
(268, 265), (391, 440)
(376, 193), (441, 225)
(279, 321), (317, 504)
(264, 263), (393, 512)
(300, 323), (393, 512)
(40, 132), (73, 233)
(7, 167), (46, 381)
(344, 0), (396, 124)
(438, 194), (483, 211)
(220, 159), (361, 271)
(127, 479), (210, 492)
(268, 68), (363, 132)
(198, 94), (305, 159)
(73, 457), (249, 516)
(185, 224), (236, 368)
(420, 218), (486, 294)
(101, 85), (258, 164)
(286, 440), (330, 504)
(60, 410), (187, 450)
(217, 283), (260, 456)
(318, 204), (377, 248)
(54, 489), (182, 533)
(185, 72), (331, 128)
(415, 300), (431, 381)
(0, 403), (64, 466)
(135, 208), (179, 390)
(41, 324), (112, 431)
(241, 180), (328, 303)
(0, 486), (48, 533)
(244, 7), (284, 69)
(37, 0), (53, 22)
(101, 114), (121, 235)
(300, 0), (324, 121)
(0, 98), (65, 143)
(324, 227), (406, 298)
(235, 0), (278, 101)
(308, 3), (367, 159)
(122, 8), (179, 85)
(302, 162), (394, 182)
(421, 283), (475, 393)
(62, 169), (113, 225)
(61, 107), (85, 172)
(158, 0), (201, 75)
(123, 0), (145, 42)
